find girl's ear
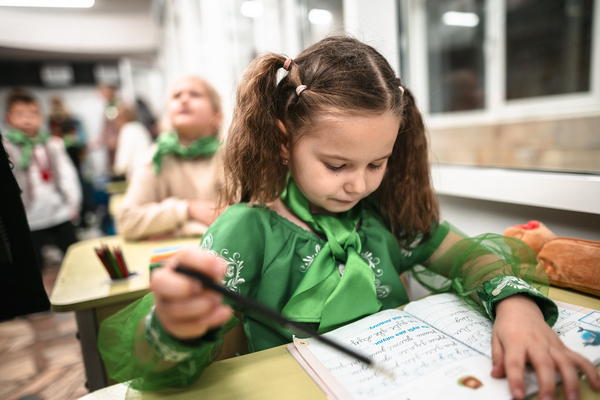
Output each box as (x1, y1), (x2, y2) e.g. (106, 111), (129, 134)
(277, 119), (290, 160)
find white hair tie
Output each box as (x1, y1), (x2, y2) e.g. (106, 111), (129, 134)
(296, 85), (307, 96)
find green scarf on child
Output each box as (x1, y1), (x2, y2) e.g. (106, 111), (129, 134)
(152, 132), (221, 175)
(280, 176), (382, 333)
(4, 129), (50, 169)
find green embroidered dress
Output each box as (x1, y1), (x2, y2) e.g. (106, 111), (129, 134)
(99, 201), (557, 391)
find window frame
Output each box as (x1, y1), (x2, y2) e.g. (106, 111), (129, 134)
(403, 0), (600, 129)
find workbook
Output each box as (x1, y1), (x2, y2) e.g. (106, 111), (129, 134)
(287, 293), (600, 400)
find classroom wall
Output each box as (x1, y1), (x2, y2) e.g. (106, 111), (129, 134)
(438, 195), (600, 241)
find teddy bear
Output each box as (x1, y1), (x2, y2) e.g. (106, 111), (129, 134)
(503, 220), (600, 297)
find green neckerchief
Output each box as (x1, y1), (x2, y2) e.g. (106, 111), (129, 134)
(4, 129), (50, 169)
(279, 176), (382, 333)
(152, 132), (221, 175)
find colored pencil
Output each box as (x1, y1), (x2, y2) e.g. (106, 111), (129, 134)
(113, 247), (129, 277)
(94, 247), (116, 279)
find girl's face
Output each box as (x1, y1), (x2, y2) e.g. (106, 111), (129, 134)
(167, 78), (221, 138)
(282, 112), (400, 214)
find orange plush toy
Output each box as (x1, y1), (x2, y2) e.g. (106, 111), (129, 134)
(504, 220), (600, 297)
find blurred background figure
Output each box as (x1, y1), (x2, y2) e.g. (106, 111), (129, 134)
(2, 89), (81, 270)
(116, 76), (223, 240)
(47, 96), (97, 229)
(94, 83), (120, 170)
(113, 102), (153, 180)
(136, 97), (159, 140)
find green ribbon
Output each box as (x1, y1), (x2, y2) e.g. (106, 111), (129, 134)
(4, 129), (50, 169)
(152, 132), (221, 175)
(280, 176), (382, 333)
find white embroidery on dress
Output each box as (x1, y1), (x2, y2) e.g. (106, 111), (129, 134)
(220, 249), (246, 293)
(201, 234), (246, 293)
(482, 276), (540, 319)
(490, 275), (539, 295)
(301, 245), (321, 273)
(201, 234), (213, 251)
(361, 251), (391, 299)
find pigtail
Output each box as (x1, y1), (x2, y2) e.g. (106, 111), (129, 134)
(222, 54), (289, 205)
(378, 86), (439, 245)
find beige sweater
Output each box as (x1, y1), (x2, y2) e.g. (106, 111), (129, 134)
(116, 144), (220, 240)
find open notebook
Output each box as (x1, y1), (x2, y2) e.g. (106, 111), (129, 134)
(287, 293), (600, 400)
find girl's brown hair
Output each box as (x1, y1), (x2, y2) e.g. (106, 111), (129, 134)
(223, 36), (439, 243)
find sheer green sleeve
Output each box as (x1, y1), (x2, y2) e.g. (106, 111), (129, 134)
(409, 222), (558, 326)
(98, 292), (239, 391)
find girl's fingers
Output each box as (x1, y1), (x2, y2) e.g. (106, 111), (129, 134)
(491, 330), (506, 378)
(151, 266), (202, 300)
(503, 345), (527, 399)
(561, 351), (600, 396)
(164, 246), (226, 280)
(554, 354), (580, 400)
(527, 349), (557, 400)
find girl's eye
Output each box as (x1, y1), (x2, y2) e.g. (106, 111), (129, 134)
(325, 164), (344, 171)
(368, 163), (384, 170)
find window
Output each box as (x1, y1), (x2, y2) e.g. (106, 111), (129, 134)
(402, 0), (600, 174)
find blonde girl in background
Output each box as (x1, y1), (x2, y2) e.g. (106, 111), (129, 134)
(116, 76), (224, 240)
(100, 37), (600, 399)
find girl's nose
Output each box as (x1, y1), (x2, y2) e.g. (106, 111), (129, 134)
(344, 171), (367, 194)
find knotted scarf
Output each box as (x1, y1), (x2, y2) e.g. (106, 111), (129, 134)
(4, 129), (50, 169)
(280, 177), (382, 333)
(152, 132), (221, 175)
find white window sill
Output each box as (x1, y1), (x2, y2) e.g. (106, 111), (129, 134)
(431, 164), (600, 215)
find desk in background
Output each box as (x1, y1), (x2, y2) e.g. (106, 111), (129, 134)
(79, 287), (600, 400)
(50, 235), (200, 391)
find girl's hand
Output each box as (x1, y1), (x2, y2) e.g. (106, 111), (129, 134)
(150, 247), (233, 340)
(492, 294), (600, 400)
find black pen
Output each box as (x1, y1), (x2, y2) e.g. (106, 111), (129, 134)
(174, 265), (394, 378)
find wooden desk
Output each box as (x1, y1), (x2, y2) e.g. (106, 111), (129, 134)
(49, 235), (200, 391)
(79, 287), (600, 400)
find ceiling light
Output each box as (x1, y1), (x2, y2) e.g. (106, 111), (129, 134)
(0, 0), (94, 7)
(442, 11), (480, 27)
(308, 9), (332, 25)
(240, 1), (263, 18)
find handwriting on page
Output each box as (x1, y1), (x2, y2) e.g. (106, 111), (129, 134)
(404, 294), (494, 356)
(304, 310), (479, 400)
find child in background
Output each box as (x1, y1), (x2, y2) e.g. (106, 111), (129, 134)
(99, 37), (600, 399)
(115, 76), (223, 240)
(2, 89), (81, 269)
(112, 102), (153, 180)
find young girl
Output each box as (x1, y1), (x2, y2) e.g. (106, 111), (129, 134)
(99, 37), (600, 398)
(115, 76), (223, 240)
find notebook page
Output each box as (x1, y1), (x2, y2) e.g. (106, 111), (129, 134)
(294, 309), (512, 400)
(404, 293), (494, 356)
(404, 293), (600, 364)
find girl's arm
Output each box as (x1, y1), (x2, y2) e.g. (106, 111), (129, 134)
(412, 223), (600, 399)
(98, 248), (236, 391)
